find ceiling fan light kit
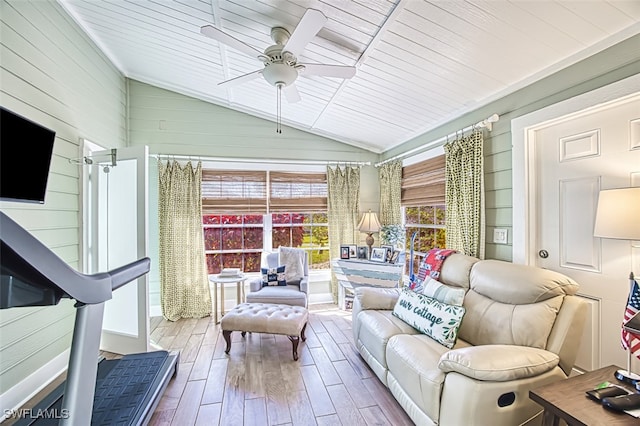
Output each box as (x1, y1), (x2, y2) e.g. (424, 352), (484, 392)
(200, 8), (357, 134)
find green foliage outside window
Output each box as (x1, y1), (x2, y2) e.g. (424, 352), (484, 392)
(404, 205), (446, 275)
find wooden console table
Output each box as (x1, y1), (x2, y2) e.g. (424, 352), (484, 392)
(331, 258), (403, 309)
(529, 365), (639, 425)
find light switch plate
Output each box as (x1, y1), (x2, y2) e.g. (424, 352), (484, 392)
(493, 228), (508, 244)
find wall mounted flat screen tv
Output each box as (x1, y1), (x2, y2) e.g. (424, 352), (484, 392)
(1, 107), (56, 204)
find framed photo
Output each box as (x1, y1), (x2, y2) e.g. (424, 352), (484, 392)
(357, 246), (369, 259)
(389, 249), (401, 264)
(340, 245), (350, 260)
(382, 245), (394, 262)
(370, 247), (387, 263)
(348, 244), (358, 258)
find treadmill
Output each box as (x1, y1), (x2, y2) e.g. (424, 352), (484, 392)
(0, 212), (179, 425)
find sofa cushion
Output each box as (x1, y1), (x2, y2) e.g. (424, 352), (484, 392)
(438, 253), (479, 290)
(458, 290), (563, 348)
(392, 288), (465, 349)
(355, 310), (420, 372)
(386, 334), (471, 422)
(458, 260), (576, 349)
(422, 277), (465, 306)
(261, 265), (286, 286)
(438, 345), (560, 381)
(470, 260), (580, 304)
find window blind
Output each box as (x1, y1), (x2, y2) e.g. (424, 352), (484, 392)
(401, 155), (445, 206)
(269, 171), (327, 212)
(202, 170), (267, 213)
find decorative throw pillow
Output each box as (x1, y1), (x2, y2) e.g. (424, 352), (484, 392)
(422, 277), (465, 307)
(261, 265), (286, 287)
(392, 287), (465, 349)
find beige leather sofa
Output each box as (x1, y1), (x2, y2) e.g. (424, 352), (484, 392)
(352, 254), (587, 426)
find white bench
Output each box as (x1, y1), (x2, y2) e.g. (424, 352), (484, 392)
(220, 303), (308, 360)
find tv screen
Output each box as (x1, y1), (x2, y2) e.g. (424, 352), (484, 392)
(1, 107), (56, 204)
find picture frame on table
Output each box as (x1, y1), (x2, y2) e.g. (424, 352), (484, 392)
(340, 245), (350, 260)
(370, 247), (387, 263)
(357, 246), (369, 259)
(381, 245), (394, 262)
(348, 244), (358, 258)
(389, 249), (401, 264)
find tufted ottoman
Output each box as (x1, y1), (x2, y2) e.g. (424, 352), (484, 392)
(220, 303), (308, 360)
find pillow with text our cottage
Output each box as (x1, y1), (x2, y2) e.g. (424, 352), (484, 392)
(392, 287), (465, 349)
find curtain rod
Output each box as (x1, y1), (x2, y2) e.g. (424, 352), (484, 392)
(152, 154), (370, 167)
(375, 113), (500, 167)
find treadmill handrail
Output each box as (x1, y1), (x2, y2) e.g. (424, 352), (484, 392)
(1, 212), (150, 304)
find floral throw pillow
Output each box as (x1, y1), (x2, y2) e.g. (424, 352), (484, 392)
(392, 287), (465, 349)
(261, 265), (286, 287)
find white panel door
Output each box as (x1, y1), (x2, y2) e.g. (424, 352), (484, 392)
(85, 145), (150, 355)
(533, 94), (640, 370)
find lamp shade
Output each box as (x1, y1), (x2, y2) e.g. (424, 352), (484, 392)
(358, 210), (381, 233)
(593, 187), (640, 240)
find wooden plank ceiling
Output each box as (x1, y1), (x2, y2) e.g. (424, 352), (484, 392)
(60, 0), (640, 153)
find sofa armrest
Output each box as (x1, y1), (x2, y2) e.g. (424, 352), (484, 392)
(354, 287), (401, 310)
(299, 276), (309, 294)
(438, 345), (559, 382)
(249, 277), (262, 292)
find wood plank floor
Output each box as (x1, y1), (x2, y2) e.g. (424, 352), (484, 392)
(147, 303), (414, 426)
(3, 304), (414, 426)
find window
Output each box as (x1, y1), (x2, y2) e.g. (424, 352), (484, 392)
(401, 155), (446, 275)
(272, 213), (329, 269)
(202, 169), (328, 274)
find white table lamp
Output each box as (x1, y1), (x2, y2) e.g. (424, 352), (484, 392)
(594, 187), (640, 383)
(358, 210), (381, 259)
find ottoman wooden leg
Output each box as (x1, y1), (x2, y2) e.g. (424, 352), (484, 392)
(223, 330), (232, 354)
(301, 323), (307, 341)
(288, 336), (300, 361)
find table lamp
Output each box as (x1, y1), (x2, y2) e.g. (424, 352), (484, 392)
(594, 187), (640, 383)
(358, 210), (381, 259)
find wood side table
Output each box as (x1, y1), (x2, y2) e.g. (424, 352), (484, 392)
(529, 365), (639, 425)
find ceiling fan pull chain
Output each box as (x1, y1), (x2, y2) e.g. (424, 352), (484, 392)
(276, 85), (282, 134)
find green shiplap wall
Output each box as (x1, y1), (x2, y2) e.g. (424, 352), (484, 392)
(381, 33), (640, 262)
(127, 80), (379, 310)
(127, 80), (377, 164)
(0, 0), (126, 398)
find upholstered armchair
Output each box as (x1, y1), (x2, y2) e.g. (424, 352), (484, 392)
(247, 247), (309, 307)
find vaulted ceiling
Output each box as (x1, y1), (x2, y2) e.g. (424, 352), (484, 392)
(60, 0), (640, 153)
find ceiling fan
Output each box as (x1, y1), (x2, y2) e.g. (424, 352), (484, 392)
(200, 8), (357, 104)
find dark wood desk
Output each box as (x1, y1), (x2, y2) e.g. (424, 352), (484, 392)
(529, 365), (639, 425)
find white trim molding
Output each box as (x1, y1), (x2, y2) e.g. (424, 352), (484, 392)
(0, 349), (70, 422)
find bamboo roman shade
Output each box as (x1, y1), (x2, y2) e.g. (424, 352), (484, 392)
(269, 171), (327, 212)
(401, 155), (445, 206)
(202, 170), (267, 213)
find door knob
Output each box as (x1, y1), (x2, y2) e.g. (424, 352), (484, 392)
(538, 249), (549, 259)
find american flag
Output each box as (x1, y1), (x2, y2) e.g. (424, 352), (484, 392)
(621, 279), (640, 359)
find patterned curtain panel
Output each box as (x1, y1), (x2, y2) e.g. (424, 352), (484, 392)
(158, 160), (212, 321)
(444, 130), (486, 259)
(378, 160), (402, 225)
(327, 165), (360, 302)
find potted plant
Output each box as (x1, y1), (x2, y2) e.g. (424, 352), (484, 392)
(380, 224), (406, 249)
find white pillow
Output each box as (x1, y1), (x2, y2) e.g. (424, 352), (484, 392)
(422, 277), (465, 306)
(392, 287), (465, 349)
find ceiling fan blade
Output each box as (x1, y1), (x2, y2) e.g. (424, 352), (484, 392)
(218, 69), (263, 88)
(283, 84), (302, 103)
(200, 25), (263, 58)
(299, 63), (356, 79)
(282, 9), (327, 57)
